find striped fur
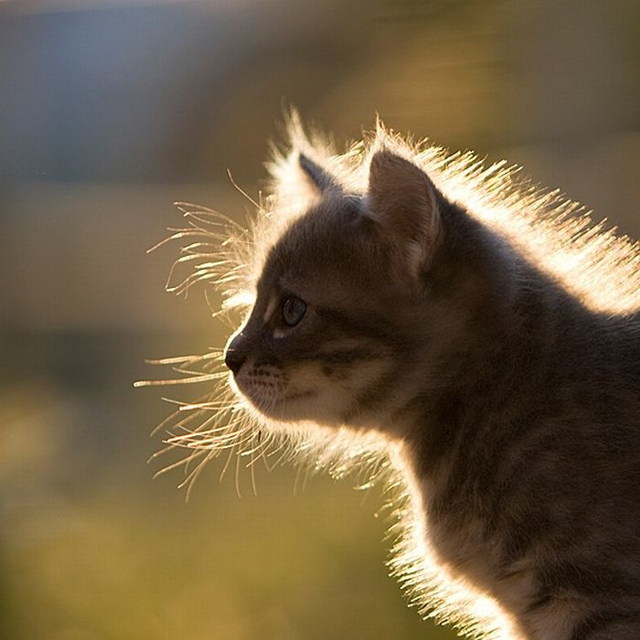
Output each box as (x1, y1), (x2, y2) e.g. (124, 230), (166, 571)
(146, 118), (640, 639)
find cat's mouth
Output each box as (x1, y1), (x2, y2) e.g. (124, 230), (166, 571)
(249, 386), (315, 404)
(231, 372), (317, 420)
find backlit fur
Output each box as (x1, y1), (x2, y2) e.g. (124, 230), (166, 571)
(139, 115), (640, 640)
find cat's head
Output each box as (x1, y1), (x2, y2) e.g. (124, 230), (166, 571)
(223, 146), (490, 435)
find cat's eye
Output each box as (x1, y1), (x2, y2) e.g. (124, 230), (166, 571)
(282, 296), (307, 327)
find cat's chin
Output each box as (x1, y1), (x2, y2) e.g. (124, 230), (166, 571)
(245, 392), (324, 424)
(236, 385), (345, 427)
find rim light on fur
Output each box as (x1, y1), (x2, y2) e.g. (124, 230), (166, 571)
(135, 116), (640, 640)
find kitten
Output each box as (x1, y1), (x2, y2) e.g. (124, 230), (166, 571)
(144, 119), (640, 640)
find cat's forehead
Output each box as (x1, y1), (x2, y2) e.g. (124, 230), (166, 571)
(259, 197), (374, 295)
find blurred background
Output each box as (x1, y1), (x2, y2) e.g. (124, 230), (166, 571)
(1, 0), (639, 638)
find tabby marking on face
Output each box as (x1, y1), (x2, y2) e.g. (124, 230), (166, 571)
(140, 117), (640, 640)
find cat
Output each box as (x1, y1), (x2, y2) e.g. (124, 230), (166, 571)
(143, 118), (640, 640)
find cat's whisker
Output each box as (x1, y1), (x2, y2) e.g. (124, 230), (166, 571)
(168, 433), (247, 452)
(226, 168), (261, 209)
(144, 352), (222, 367)
(166, 426), (236, 444)
(166, 365), (226, 379)
(177, 400), (227, 412)
(167, 271), (223, 297)
(249, 453), (258, 496)
(180, 241), (232, 254)
(239, 433), (272, 461)
(134, 372), (223, 387)
(147, 398), (212, 437)
(218, 440), (238, 485)
(152, 446), (205, 478)
(176, 442), (207, 477)
(233, 445), (242, 498)
(179, 208), (245, 232)
(147, 442), (180, 462)
(178, 449), (217, 499)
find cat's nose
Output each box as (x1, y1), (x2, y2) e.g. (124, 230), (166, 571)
(224, 339), (247, 375)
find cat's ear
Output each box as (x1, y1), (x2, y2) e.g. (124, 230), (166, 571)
(298, 153), (342, 196)
(366, 150), (441, 275)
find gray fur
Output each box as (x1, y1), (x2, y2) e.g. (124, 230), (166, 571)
(221, 140), (640, 639)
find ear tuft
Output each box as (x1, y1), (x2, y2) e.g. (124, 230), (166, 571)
(367, 150), (441, 274)
(298, 153), (342, 195)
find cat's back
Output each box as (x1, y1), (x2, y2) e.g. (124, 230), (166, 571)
(570, 308), (640, 425)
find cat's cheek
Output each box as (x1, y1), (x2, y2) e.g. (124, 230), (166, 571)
(253, 365), (351, 426)
(277, 364), (351, 424)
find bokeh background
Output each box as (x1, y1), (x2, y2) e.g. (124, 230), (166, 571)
(1, 1), (639, 639)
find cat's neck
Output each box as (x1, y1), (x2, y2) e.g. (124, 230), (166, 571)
(400, 250), (598, 479)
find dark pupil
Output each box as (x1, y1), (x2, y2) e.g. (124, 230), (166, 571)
(282, 296), (306, 327)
